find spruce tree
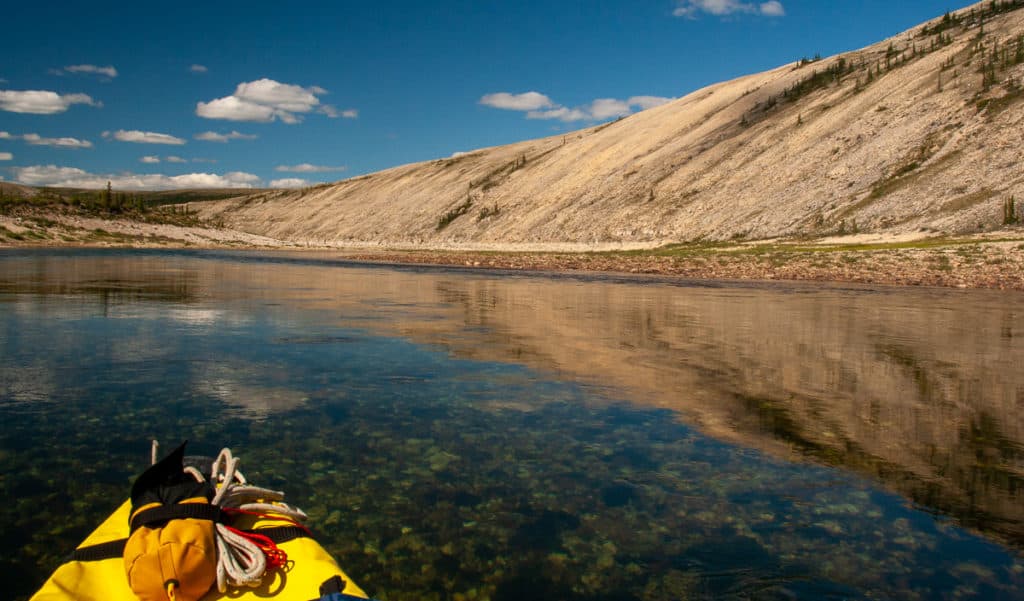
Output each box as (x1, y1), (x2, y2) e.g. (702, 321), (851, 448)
(102, 181), (112, 211)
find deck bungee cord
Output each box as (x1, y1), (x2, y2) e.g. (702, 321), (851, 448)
(31, 440), (375, 601)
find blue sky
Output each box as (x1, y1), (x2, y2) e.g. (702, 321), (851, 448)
(0, 0), (974, 190)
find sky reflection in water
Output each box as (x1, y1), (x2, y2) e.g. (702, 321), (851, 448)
(1, 249), (1022, 601)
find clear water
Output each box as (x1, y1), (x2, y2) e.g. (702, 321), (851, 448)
(1, 248), (1023, 600)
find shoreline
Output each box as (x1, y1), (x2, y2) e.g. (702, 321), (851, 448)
(2, 208), (1023, 291)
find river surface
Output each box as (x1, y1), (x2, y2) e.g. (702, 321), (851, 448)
(1, 248), (1023, 600)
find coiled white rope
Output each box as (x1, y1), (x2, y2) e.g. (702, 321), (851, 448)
(149, 441), (308, 593)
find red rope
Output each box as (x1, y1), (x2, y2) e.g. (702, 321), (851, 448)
(223, 524), (289, 570)
(220, 508), (311, 571)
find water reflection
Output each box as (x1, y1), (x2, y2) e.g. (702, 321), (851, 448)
(2, 249), (1024, 601)
(0, 250), (200, 305)
(191, 251), (1024, 548)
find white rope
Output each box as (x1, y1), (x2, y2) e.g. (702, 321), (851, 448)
(214, 523), (266, 591)
(149, 441), (308, 593)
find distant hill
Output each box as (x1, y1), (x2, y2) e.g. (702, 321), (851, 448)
(1, 185), (265, 208)
(0, 182), (36, 200)
(195, 0), (1024, 248)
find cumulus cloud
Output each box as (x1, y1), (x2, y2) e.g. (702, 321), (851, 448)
(274, 163), (347, 173)
(197, 95), (280, 122)
(140, 155), (189, 164)
(194, 130), (258, 143)
(12, 165), (260, 190)
(0, 152), (11, 161)
(196, 78), (335, 124)
(319, 105), (358, 119)
(1, 132), (92, 148)
(526, 107), (590, 122)
(22, 133), (93, 148)
(673, 0), (785, 18)
(0, 90), (99, 114)
(270, 178), (310, 188)
(479, 91), (555, 111)
(57, 64), (118, 79)
(190, 64), (208, 73)
(104, 130), (186, 145)
(629, 96), (675, 110)
(486, 92), (673, 123)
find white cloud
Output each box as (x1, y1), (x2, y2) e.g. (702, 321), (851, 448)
(270, 178), (310, 188)
(190, 64), (208, 73)
(628, 95), (674, 110)
(673, 0), (785, 17)
(479, 91), (554, 111)
(60, 64), (118, 79)
(22, 133), (93, 148)
(197, 95), (278, 122)
(319, 105), (358, 119)
(526, 107), (590, 122)
(490, 93), (674, 123)
(0, 90), (98, 114)
(0, 131), (9, 139)
(197, 78), (331, 124)
(142, 155), (186, 163)
(589, 98), (633, 120)
(13, 165), (260, 190)
(0, 152), (11, 161)
(104, 130), (186, 145)
(194, 130), (258, 143)
(274, 163), (347, 173)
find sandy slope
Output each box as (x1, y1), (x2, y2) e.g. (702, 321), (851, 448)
(195, 1), (1024, 249)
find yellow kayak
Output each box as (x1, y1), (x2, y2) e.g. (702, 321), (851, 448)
(31, 442), (372, 601)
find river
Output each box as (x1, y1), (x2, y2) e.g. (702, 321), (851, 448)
(1, 248), (1022, 600)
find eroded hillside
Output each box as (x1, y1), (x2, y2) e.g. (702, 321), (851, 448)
(198, 1), (1024, 249)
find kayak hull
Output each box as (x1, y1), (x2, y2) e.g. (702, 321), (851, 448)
(30, 500), (368, 601)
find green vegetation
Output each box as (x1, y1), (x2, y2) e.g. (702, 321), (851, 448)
(0, 182), (235, 231)
(593, 235), (1024, 263)
(920, 11), (963, 37)
(477, 204), (501, 221)
(796, 54), (822, 67)
(783, 58), (855, 103)
(920, 1), (1024, 38)
(1004, 196), (1020, 225)
(437, 198), (473, 230)
(0, 225), (24, 240)
(0, 181), (146, 214)
(743, 1), (1024, 127)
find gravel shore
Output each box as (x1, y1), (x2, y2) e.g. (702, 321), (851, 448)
(2, 208), (1023, 291)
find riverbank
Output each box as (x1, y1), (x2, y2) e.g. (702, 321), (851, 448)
(335, 235), (1024, 290)
(2, 206), (1023, 290)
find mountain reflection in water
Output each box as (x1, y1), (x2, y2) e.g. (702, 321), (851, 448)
(215, 250), (1024, 548)
(2, 249), (1023, 601)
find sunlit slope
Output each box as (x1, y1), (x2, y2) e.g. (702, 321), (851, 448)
(199, 1), (1024, 247)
